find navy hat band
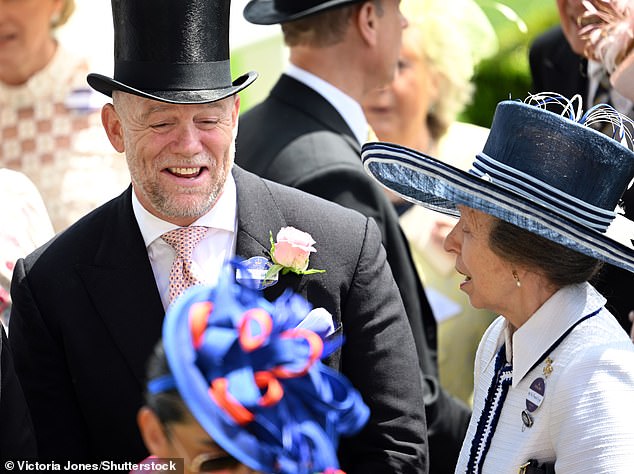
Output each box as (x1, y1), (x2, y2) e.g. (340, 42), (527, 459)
(470, 153), (616, 232)
(114, 60), (232, 92)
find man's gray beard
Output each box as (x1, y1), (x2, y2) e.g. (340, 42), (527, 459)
(150, 181), (221, 219)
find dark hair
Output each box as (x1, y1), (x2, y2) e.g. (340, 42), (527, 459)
(489, 218), (603, 287)
(144, 341), (188, 424)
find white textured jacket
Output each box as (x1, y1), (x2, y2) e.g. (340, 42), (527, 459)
(455, 282), (634, 474)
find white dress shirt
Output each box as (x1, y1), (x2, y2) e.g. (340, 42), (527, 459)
(587, 59), (633, 114)
(285, 63), (369, 145)
(455, 282), (634, 474)
(132, 174), (237, 310)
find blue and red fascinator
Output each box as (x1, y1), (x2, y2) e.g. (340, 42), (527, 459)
(148, 261), (369, 474)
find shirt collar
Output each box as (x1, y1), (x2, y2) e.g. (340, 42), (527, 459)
(503, 282), (606, 386)
(587, 59), (606, 82)
(586, 60), (633, 113)
(285, 63), (369, 145)
(132, 172), (237, 248)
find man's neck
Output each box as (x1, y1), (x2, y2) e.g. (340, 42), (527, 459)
(289, 47), (365, 103)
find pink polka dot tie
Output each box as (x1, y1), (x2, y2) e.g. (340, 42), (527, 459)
(162, 226), (209, 303)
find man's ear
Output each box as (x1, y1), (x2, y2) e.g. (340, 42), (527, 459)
(101, 103), (125, 153)
(137, 406), (171, 457)
(355, 1), (380, 47)
(232, 94), (240, 125)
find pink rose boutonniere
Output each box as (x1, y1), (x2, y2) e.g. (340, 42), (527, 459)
(265, 226), (325, 281)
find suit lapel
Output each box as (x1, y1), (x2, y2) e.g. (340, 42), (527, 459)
(75, 188), (164, 386)
(233, 167), (305, 300)
(74, 171), (309, 386)
(270, 74), (360, 153)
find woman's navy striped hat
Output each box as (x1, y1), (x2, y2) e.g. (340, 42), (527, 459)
(362, 94), (634, 273)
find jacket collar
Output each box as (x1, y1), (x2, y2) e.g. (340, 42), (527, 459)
(271, 74), (360, 151)
(507, 282), (606, 386)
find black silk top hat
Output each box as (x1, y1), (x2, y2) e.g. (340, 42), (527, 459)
(87, 0), (257, 104)
(244, 0), (365, 25)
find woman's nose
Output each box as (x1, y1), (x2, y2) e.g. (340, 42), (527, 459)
(443, 223), (461, 254)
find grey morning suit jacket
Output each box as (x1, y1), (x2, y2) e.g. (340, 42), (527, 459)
(9, 166), (427, 473)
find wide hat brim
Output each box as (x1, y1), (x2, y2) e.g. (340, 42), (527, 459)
(86, 70), (258, 105)
(244, 0), (363, 25)
(362, 141), (634, 274)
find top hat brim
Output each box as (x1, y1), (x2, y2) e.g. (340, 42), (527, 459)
(86, 71), (258, 105)
(244, 0), (363, 25)
(362, 141), (634, 274)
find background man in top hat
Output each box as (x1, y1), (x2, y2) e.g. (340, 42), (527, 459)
(8, 0), (428, 470)
(235, 1), (470, 472)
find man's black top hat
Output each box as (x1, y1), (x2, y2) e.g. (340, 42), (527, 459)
(87, 0), (257, 104)
(244, 0), (365, 25)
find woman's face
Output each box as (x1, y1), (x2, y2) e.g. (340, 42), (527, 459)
(139, 406), (259, 474)
(165, 419), (258, 474)
(0, 0), (63, 84)
(443, 206), (518, 315)
(362, 31), (438, 146)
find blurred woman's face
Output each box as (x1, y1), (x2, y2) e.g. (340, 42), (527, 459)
(443, 206), (517, 316)
(362, 32), (438, 146)
(165, 420), (258, 474)
(0, 0), (63, 84)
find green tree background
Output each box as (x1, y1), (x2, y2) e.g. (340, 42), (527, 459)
(461, 0), (560, 127)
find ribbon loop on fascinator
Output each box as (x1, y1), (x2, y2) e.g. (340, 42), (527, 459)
(150, 260), (369, 474)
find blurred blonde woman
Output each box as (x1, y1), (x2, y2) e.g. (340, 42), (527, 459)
(362, 0), (498, 405)
(0, 0), (129, 231)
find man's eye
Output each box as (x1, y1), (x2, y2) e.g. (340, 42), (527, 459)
(151, 122), (172, 129)
(198, 118), (221, 126)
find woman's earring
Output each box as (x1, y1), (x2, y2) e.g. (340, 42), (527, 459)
(513, 271), (521, 288)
